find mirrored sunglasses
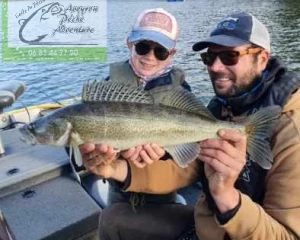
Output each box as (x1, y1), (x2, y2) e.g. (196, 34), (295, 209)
(134, 41), (170, 61)
(200, 48), (262, 66)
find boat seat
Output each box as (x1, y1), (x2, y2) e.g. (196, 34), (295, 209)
(0, 81), (26, 110)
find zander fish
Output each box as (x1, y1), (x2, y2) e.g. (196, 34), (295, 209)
(19, 81), (281, 170)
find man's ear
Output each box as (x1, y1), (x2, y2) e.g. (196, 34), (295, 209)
(259, 49), (270, 71)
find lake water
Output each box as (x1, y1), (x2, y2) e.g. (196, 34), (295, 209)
(1, 0), (300, 110)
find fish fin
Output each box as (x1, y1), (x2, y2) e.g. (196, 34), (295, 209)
(244, 106), (282, 169)
(161, 87), (216, 121)
(70, 133), (84, 167)
(82, 81), (154, 104)
(72, 144), (84, 167)
(165, 143), (200, 168)
(69, 144), (82, 183)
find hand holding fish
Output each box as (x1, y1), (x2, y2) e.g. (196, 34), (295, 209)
(81, 143), (116, 165)
(198, 129), (247, 213)
(121, 144), (166, 168)
(80, 143), (128, 181)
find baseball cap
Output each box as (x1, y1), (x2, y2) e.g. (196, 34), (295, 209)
(128, 8), (179, 50)
(193, 12), (270, 52)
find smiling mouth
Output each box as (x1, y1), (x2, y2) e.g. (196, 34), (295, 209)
(213, 76), (231, 81)
(140, 62), (155, 69)
(214, 79), (231, 85)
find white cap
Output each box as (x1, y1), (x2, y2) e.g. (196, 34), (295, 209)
(128, 8), (179, 50)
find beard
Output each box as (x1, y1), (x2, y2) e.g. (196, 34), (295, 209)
(210, 67), (262, 99)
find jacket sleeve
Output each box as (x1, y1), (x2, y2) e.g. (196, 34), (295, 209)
(221, 110), (300, 239)
(125, 159), (200, 194)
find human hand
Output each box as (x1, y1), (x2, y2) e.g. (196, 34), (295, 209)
(80, 143), (119, 178)
(198, 129), (246, 213)
(120, 144), (165, 168)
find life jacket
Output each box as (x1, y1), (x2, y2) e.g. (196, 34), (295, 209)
(109, 61), (189, 103)
(108, 60), (192, 205)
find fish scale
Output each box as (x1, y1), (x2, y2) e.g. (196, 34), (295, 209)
(19, 81), (281, 169)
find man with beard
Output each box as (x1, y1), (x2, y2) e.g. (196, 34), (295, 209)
(83, 12), (300, 240)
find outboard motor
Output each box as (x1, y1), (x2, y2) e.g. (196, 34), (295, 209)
(0, 81), (26, 155)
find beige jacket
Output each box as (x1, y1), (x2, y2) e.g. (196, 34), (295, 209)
(126, 89), (300, 239)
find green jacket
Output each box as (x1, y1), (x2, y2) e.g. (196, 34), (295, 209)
(108, 60), (192, 205)
(109, 61), (189, 103)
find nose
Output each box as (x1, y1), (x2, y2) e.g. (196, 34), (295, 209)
(144, 48), (156, 60)
(209, 56), (226, 71)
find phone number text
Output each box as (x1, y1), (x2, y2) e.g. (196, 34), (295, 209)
(27, 49), (79, 57)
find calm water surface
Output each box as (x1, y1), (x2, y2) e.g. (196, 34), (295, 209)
(1, 0), (300, 110)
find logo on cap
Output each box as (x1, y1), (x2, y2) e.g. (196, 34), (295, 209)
(140, 12), (173, 34)
(217, 17), (239, 30)
(128, 8), (178, 50)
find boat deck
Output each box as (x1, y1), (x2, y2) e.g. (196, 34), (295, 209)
(0, 128), (102, 240)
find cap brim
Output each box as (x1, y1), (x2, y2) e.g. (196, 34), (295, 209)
(192, 35), (249, 51)
(128, 30), (175, 50)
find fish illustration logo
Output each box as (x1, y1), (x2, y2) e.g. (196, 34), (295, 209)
(18, 2), (65, 44)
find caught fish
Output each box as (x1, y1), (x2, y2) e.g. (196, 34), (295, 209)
(19, 81), (281, 170)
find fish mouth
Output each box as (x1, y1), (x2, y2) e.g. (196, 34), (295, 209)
(19, 127), (37, 145)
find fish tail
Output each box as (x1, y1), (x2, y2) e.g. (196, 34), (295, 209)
(244, 106), (282, 169)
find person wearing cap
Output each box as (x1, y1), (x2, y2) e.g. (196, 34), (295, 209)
(79, 8), (202, 210)
(189, 12), (300, 239)
(107, 7), (191, 104)
(91, 12), (300, 240)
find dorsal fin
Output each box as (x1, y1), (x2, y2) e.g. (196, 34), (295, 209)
(82, 81), (154, 104)
(161, 87), (217, 120)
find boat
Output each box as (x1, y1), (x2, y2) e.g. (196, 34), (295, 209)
(0, 80), (201, 239)
(0, 81), (107, 240)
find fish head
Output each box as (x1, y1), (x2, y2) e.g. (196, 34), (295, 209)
(19, 114), (72, 146)
(40, 2), (65, 21)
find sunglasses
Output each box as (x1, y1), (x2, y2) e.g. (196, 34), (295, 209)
(200, 48), (262, 66)
(134, 41), (170, 61)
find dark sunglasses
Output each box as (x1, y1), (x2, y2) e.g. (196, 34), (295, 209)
(134, 41), (170, 61)
(200, 48), (262, 66)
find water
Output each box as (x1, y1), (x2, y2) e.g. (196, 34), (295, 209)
(1, 0), (300, 111)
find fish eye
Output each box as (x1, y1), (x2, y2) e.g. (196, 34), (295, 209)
(28, 123), (33, 130)
(28, 123), (35, 133)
